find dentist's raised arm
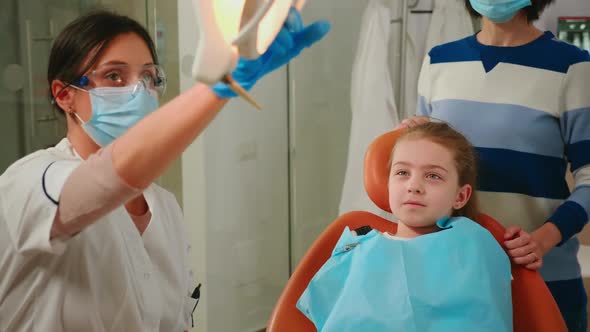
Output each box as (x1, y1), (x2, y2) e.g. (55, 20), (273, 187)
(52, 8), (330, 236)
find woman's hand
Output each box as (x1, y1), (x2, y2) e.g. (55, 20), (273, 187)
(212, 7), (331, 98)
(395, 116), (430, 130)
(504, 226), (544, 270)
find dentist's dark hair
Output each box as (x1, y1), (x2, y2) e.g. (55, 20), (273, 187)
(464, 0), (555, 23)
(47, 10), (158, 113)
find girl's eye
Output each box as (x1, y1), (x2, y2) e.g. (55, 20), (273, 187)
(395, 170), (409, 176)
(427, 173), (442, 180)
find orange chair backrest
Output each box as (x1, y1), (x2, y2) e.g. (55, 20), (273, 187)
(267, 129), (567, 332)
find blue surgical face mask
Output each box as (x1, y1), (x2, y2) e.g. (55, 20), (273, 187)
(469, 0), (532, 23)
(73, 83), (159, 147)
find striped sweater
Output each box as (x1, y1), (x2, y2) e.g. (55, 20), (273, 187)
(417, 31), (590, 310)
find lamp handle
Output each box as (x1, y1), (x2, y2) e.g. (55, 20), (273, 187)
(192, 0), (237, 84)
(233, 0), (307, 45)
(232, 0), (275, 45)
(294, 0), (305, 11)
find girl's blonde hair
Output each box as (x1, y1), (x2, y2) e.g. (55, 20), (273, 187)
(391, 122), (479, 221)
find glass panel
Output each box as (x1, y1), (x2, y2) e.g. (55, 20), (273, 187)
(152, 0), (184, 203)
(0, 1), (25, 172)
(0, 0), (148, 173)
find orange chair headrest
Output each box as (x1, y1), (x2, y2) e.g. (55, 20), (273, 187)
(363, 129), (405, 213)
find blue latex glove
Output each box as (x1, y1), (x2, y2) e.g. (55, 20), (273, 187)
(212, 7), (331, 98)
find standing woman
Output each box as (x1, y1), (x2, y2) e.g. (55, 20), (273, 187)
(407, 0), (590, 330)
(0, 10), (329, 331)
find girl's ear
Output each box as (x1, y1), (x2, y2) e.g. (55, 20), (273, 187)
(51, 80), (76, 113)
(453, 184), (472, 210)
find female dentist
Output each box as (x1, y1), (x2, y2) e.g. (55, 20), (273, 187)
(0, 9), (329, 331)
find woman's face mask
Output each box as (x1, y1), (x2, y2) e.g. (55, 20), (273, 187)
(73, 82), (159, 147)
(69, 63), (165, 147)
(469, 0), (532, 23)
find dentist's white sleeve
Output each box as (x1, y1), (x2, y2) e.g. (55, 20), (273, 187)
(53, 145), (141, 236)
(0, 144), (140, 255)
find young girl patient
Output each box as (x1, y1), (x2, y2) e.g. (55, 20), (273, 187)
(297, 122), (513, 332)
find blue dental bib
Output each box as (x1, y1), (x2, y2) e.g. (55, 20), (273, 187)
(297, 217), (513, 332)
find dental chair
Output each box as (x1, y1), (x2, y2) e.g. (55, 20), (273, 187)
(267, 129), (567, 332)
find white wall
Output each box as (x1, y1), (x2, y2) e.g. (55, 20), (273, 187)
(178, 1), (290, 331)
(288, 1), (371, 268)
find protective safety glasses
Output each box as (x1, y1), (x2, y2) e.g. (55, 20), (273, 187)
(76, 63), (166, 96)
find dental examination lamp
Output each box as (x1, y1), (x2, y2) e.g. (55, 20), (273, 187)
(192, 0), (305, 109)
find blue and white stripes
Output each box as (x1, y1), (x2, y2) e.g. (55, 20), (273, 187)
(417, 31), (590, 310)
